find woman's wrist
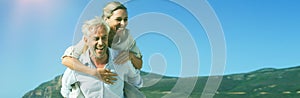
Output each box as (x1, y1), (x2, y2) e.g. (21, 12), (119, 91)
(129, 51), (142, 59)
(89, 69), (98, 77)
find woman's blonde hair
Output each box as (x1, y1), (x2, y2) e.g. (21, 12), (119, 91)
(102, 1), (127, 19)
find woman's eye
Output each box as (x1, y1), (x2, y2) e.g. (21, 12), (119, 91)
(116, 18), (122, 21)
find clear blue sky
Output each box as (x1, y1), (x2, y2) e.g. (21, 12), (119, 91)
(0, 0), (299, 97)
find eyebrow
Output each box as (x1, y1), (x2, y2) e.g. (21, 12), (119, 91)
(93, 34), (107, 38)
(115, 17), (128, 19)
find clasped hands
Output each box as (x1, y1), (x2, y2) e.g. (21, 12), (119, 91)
(94, 51), (130, 84)
(94, 68), (117, 85)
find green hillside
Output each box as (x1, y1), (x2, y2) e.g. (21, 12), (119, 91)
(23, 66), (300, 98)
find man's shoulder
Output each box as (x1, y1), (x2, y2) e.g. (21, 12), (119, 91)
(78, 50), (90, 65)
(108, 48), (132, 67)
(108, 48), (120, 59)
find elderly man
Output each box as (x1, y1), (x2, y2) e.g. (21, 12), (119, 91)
(60, 16), (143, 98)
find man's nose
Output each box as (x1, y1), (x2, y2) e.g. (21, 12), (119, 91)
(98, 38), (103, 45)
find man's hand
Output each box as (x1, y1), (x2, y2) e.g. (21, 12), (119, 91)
(94, 68), (117, 84)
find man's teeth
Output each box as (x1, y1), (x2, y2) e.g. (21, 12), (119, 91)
(97, 47), (104, 50)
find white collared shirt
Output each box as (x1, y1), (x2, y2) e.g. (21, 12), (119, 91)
(61, 48), (143, 98)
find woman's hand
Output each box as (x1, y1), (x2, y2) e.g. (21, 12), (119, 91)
(94, 68), (118, 84)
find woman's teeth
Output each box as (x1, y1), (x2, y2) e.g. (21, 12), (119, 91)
(117, 27), (124, 31)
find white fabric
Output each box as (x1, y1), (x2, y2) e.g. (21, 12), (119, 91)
(60, 68), (76, 97)
(61, 39), (85, 59)
(61, 48), (143, 98)
(69, 82), (84, 98)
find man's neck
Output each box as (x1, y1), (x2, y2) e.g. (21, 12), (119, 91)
(90, 52), (109, 68)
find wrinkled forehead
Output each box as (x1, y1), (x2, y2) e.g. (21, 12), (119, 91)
(89, 25), (108, 37)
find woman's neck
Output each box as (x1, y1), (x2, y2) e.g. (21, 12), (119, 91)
(108, 30), (116, 48)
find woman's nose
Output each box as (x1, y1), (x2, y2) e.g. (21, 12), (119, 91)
(120, 20), (126, 26)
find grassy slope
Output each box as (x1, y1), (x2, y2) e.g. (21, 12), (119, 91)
(23, 66), (300, 98)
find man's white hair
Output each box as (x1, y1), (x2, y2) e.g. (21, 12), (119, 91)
(82, 16), (110, 37)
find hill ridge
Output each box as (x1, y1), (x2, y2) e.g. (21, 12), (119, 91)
(23, 65), (300, 98)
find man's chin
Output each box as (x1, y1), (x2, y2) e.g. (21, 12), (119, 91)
(95, 52), (106, 58)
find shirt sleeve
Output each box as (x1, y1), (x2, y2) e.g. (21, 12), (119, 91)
(61, 39), (85, 59)
(111, 29), (142, 59)
(125, 61), (143, 88)
(129, 41), (142, 59)
(111, 29), (133, 51)
(126, 29), (142, 59)
(60, 68), (77, 97)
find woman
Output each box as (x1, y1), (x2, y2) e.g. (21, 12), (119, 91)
(61, 1), (143, 82)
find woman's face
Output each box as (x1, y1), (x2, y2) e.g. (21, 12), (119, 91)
(105, 9), (128, 33)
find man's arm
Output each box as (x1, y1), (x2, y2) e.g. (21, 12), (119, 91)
(125, 61), (143, 88)
(60, 68), (74, 98)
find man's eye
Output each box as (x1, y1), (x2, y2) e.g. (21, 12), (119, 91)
(124, 19), (128, 22)
(94, 37), (99, 41)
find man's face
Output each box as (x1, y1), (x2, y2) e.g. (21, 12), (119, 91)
(86, 26), (108, 59)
